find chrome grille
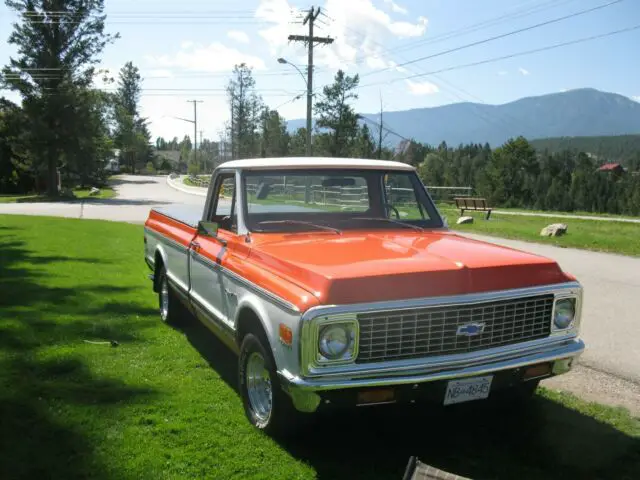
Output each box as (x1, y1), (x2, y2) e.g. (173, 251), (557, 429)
(357, 295), (554, 363)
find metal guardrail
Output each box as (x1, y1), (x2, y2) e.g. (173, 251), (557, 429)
(185, 175), (474, 205)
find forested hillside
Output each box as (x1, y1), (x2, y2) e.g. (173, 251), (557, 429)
(416, 137), (640, 216)
(530, 135), (640, 170)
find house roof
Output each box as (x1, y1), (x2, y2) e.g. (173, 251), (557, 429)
(598, 163), (624, 171)
(217, 157), (415, 171)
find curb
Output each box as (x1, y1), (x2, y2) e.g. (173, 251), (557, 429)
(166, 175), (208, 197)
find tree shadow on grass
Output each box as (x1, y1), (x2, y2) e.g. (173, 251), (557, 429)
(180, 315), (640, 480)
(0, 228), (158, 479)
(107, 177), (159, 187)
(81, 198), (173, 206)
(0, 355), (155, 480)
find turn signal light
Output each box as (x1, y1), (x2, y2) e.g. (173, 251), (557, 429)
(524, 363), (552, 379)
(357, 388), (395, 405)
(279, 324), (293, 346)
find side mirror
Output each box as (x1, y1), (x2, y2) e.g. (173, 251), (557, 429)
(442, 215), (449, 228)
(197, 220), (219, 237)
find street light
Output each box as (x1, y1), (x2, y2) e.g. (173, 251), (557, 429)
(278, 57), (312, 157)
(277, 58), (307, 86)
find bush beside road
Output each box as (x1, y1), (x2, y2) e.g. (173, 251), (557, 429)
(0, 214), (638, 479)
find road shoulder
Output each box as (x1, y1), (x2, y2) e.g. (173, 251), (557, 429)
(543, 365), (640, 417)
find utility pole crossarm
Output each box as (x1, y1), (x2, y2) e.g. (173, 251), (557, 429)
(287, 34), (334, 45)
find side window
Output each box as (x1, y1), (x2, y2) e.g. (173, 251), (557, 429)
(212, 174), (237, 232)
(383, 173), (428, 221)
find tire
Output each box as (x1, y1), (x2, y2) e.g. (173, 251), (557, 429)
(238, 333), (298, 436)
(156, 266), (183, 325)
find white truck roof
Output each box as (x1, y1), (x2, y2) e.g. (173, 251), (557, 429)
(217, 157), (415, 171)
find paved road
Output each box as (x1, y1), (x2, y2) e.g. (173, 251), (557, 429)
(491, 209), (640, 224)
(0, 175), (205, 223)
(1, 175), (639, 384)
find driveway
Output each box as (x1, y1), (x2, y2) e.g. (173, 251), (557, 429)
(0, 175), (205, 223)
(1, 175), (639, 385)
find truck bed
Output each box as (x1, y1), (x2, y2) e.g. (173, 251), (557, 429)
(152, 205), (202, 228)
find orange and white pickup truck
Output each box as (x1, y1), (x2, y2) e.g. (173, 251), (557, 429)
(144, 158), (584, 435)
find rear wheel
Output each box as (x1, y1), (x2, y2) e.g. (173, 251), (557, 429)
(156, 266), (182, 325)
(238, 333), (299, 436)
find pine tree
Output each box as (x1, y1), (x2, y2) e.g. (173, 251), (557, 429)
(227, 64), (263, 159)
(314, 70), (360, 157)
(2, 0), (117, 195)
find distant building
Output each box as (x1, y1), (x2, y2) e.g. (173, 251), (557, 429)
(597, 163), (626, 174)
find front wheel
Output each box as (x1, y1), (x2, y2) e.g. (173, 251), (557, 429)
(238, 333), (298, 436)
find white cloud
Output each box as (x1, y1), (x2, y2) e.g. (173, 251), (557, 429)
(146, 69), (173, 78)
(498, 70), (508, 76)
(227, 30), (250, 44)
(383, 0), (408, 15)
(145, 42), (266, 72)
(632, 95), (640, 102)
(406, 79), (439, 96)
(255, 0), (428, 72)
(518, 67), (530, 76)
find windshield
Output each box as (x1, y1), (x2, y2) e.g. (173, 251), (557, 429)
(242, 169), (443, 232)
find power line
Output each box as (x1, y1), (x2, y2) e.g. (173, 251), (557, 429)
(317, 0), (575, 71)
(361, 0), (624, 79)
(359, 23), (640, 90)
(385, 0), (578, 55)
(320, 14), (526, 136)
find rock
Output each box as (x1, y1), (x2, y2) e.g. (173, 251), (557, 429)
(540, 223), (568, 237)
(456, 216), (474, 225)
(89, 187), (101, 196)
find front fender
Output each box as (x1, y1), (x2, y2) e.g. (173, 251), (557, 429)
(234, 292), (302, 377)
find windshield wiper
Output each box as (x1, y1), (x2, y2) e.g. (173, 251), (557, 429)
(350, 217), (424, 232)
(255, 220), (342, 234)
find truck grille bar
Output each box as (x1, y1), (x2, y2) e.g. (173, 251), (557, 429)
(357, 294), (554, 363)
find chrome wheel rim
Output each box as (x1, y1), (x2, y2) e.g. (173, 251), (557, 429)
(246, 352), (272, 422)
(160, 277), (169, 321)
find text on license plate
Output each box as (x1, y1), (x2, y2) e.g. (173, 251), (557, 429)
(444, 375), (493, 405)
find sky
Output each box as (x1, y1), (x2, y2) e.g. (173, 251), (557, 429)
(1, 0), (639, 144)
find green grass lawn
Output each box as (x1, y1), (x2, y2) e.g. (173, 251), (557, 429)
(1, 215), (638, 479)
(438, 205), (640, 257)
(0, 187), (116, 203)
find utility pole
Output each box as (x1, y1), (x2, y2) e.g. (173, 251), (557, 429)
(199, 130), (204, 171)
(187, 100), (203, 169)
(230, 95), (235, 160)
(378, 91), (383, 159)
(288, 7), (333, 157)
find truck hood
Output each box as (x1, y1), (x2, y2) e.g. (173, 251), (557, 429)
(248, 231), (572, 305)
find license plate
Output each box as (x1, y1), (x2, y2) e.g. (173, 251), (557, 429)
(444, 375), (493, 405)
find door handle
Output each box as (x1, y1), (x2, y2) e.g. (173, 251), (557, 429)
(190, 240), (201, 252)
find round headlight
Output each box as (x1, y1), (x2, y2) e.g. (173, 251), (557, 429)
(319, 324), (350, 359)
(554, 298), (575, 329)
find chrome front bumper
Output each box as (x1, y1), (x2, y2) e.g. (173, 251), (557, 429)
(279, 338), (585, 413)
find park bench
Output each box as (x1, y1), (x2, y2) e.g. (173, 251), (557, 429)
(454, 197), (492, 220)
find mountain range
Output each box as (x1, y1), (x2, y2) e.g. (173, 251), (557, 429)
(287, 88), (640, 147)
